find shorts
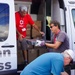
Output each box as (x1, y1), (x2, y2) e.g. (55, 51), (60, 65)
(17, 38), (36, 50)
(18, 38), (28, 50)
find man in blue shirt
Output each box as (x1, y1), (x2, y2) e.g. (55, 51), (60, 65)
(20, 49), (74, 75)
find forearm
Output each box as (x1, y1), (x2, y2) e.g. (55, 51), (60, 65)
(61, 71), (69, 75)
(16, 29), (21, 35)
(45, 43), (57, 49)
(33, 24), (45, 36)
(45, 41), (62, 49)
(33, 24), (41, 33)
(16, 29), (23, 41)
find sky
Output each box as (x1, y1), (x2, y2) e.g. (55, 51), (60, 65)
(0, 3), (9, 25)
(0, 3), (9, 39)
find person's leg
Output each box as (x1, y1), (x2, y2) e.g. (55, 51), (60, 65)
(22, 50), (28, 63)
(20, 38), (28, 64)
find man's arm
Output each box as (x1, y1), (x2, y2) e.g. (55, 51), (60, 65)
(16, 29), (21, 36)
(32, 23), (45, 36)
(16, 29), (23, 41)
(45, 41), (62, 49)
(61, 71), (69, 75)
(51, 59), (64, 75)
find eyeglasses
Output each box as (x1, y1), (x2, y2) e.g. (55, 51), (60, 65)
(50, 26), (54, 28)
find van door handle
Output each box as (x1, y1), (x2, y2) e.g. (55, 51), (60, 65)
(1, 45), (14, 48)
(74, 42), (75, 44)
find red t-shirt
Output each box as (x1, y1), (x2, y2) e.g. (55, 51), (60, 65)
(15, 12), (34, 38)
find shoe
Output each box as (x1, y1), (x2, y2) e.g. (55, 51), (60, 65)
(24, 60), (28, 66)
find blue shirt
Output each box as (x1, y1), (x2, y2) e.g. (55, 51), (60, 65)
(20, 53), (64, 75)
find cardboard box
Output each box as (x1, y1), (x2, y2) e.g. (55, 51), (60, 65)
(26, 21), (42, 39)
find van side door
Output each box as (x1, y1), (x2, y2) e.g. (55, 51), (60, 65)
(69, 6), (75, 51)
(0, 0), (17, 74)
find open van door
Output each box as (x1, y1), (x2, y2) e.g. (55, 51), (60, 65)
(0, 0), (17, 75)
(69, 6), (75, 51)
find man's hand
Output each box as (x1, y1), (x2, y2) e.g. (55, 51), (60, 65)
(17, 29), (23, 41)
(61, 71), (69, 75)
(18, 34), (23, 41)
(39, 31), (45, 36)
(33, 24), (45, 36)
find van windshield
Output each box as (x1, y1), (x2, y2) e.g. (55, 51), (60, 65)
(0, 3), (9, 42)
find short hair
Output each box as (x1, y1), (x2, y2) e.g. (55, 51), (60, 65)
(50, 21), (60, 29)
(19, 5), (27, 12)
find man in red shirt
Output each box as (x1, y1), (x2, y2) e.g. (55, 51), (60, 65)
(15, 5), (45, 64)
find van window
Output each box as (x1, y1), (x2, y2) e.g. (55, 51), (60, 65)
(0, 3), (9, 42)
(72, 9), (75, 27)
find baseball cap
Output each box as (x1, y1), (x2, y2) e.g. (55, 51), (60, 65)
(65, 49), (75, 60)
(19, 5), (27, 12)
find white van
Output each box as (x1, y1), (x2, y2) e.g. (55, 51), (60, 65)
(0, 0), (75, 75)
